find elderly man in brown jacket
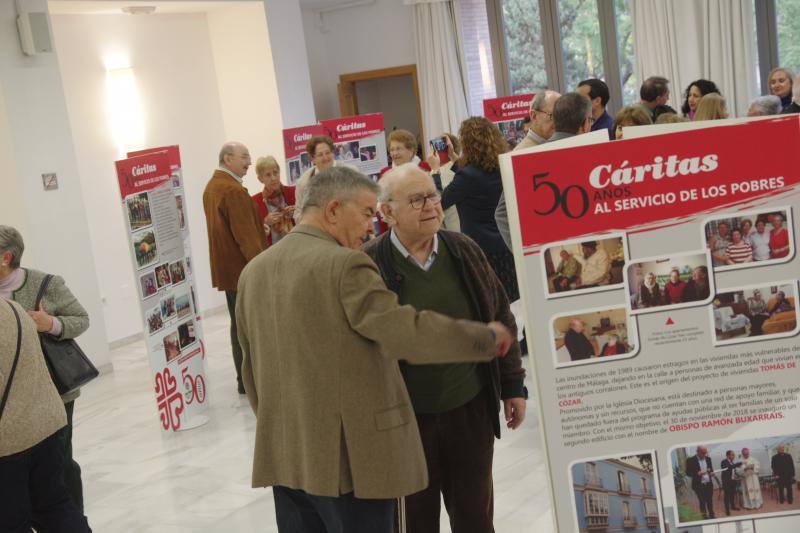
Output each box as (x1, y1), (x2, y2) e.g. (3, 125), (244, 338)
(236, 166), (513, 533)
(203, 141), (266, 394)
(0, 300), (91, 532)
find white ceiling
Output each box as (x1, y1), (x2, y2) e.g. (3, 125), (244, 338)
(48, 0), (260, 15)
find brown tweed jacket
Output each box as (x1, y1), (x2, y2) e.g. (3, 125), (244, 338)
(203, 169), (266, 291)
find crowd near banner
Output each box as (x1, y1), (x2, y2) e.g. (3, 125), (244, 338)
(320, 113), (387, 181)
(500, 116), (800, 532)
(483, 93), (534, 149)
(282, 124), (325, 185)
(116, 146), (209, 432)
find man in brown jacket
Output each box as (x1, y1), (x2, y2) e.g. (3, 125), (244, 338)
(203, 141), (266, 394)
(236, 167), (513, 533)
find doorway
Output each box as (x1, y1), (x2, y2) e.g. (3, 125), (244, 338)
(338, 65), (425, 155)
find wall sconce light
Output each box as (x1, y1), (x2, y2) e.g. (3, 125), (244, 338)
(105, 66), (144, 156)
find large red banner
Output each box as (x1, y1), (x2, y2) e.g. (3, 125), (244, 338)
(483, 93), (534, 122)
(513, 116), (800, 253)
(321, 113), (385, 143)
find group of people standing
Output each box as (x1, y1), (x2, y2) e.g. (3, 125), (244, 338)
(637, 266), (710, 308)
(708, 213), (791, 267)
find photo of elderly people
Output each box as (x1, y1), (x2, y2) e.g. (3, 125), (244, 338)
(671, 436), (800, 525)
(711, 281), (798, 345)
(704, 208), (794, 271)
(543, 235), (626, 297)
(551, 306), (636, 366)
(627, 251), (714, 313)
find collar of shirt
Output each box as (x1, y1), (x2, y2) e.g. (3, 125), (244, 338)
(526, 130), (547, 145)
(390, 230), (438, 271)
(217, 166), (243, 184)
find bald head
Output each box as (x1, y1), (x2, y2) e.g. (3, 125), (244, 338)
(530, 90), (561, 139)
(218, 141), (251, 178)
(569, 319), (585, 333)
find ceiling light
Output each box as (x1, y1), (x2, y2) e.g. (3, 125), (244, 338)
(121, 6), (156, 15)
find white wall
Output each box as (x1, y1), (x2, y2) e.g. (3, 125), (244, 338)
(206, 3), (286, 194)
(302, 0), (416, 121)
(50, 11), (247, 342)
(0, 0), (110, 369)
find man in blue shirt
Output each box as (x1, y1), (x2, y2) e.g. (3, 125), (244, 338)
(577, 78), (614, 140)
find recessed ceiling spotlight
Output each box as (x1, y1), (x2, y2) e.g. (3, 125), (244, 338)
(121, 6), (156, 15)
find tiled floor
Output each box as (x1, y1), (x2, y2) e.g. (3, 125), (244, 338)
(73, 312), (553, 532)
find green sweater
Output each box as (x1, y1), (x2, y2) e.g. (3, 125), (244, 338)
(391, 240), (484, 414)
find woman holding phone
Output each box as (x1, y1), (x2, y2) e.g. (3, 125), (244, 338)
(426, 132), (461, 232)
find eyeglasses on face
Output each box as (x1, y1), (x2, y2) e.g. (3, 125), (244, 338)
(407, 193), (441, 210)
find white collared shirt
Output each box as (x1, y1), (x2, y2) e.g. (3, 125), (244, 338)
(390, 230), (438, 271)
(217, 166), (243, 184)
(526, 130), (548, 144)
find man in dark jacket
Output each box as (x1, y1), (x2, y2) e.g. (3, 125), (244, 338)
(772, 445), (796, 504)
(363, 163), (525, 533)
(720, 450), (742, 515)
(686, 446), (717, 519)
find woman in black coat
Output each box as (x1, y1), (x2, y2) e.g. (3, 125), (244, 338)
(442, 117), (518, 301)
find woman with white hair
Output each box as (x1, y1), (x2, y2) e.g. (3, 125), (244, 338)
(769, 67), (796, 112)
(781, 73), (800, 114)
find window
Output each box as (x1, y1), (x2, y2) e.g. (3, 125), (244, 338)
(458, 0), (498, 115)
(614, 0), (637, 104)
(641, 477), (649, 495)
(585, 462), (600, 486)
(584, 490), (609, 527)
(644, 499), (659, 517)
(622, 501), (631, 520)
(559, 0), (604, 90)
(776, 0), (800, 73)
(618, 471), (630, 492)
(501, 0), (548, 93)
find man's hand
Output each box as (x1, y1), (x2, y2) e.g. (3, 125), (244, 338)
(487, 321), (513, 357)
(28, 303), (54, 333)
(503, 397), (526, 429)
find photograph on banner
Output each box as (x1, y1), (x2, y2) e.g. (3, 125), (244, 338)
(154, 263), (171, 289)
(569, 451), (665, 532)
(169, 260), (186, 285)
(625, 251), (714, 314)
(483, 93), (534, 149)
(139, 271), (158, 299)
(178, 320), (197, 350)
(175, 291), (192, 319)
(175, 194), (185, 229)
(497, 115), (800, 532)
(703, 207), (795, 270)
(542, 233), (628, 298)
(163, 330), (181, 362)
(132, 228), (158, 269)
(146, 306), (163, 335)
(550, 304), (639, 367)
(710, 280), (799, 346)
(126, 192), (152, 231)
(160, 294), (176, 320)
(670, 435), (800, 526)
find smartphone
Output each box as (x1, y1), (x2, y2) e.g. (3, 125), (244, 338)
(430, 137), (449, 165)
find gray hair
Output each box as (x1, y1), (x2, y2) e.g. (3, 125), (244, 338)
(530, 89), (558, 113)
(218, 141), (241, 165)
(749, 95), (782, 116)
(302, 166), (379, 215)
(553, 92), (592, 134)
(0, 225), (25, 268)
(377, 163), (431, 205)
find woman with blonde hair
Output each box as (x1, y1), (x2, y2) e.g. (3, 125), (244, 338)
(694, 93), (729, 121)
(768, 67), (795, 111)
(442, 117), (518, 300)
(613, 106), (652, 140)
(250, 156), (296, 246)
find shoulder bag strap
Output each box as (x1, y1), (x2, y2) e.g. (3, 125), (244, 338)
(34, 274), (54, 311)
(0, 300), (24, 421)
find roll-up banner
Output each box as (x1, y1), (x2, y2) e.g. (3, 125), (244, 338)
(116, 146), (209, 432)
(500, 116), (800, 531)
(483, 93), (534, 149)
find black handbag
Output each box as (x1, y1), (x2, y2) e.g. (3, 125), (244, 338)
(34, 275), (99, 396)
(0, 300), (24, 421)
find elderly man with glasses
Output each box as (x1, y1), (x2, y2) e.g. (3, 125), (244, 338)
(363, 163), (526, 533)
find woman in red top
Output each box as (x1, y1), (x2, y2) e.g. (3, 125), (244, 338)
(376, 129), (431, 234)
(769, 212), (790, 258)
(600, 334), (628, 356)
(663, 268), (688, 304)
(250, 156), (296, 247)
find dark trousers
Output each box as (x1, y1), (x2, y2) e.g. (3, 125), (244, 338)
(273, 486), (395, 533)
(0, 431), (91, 533)
(694, 483), (714, 517)
(62, 401), (84, 512)
(225, 290), (244, 390)
(403, 390), (495, 533)
(723, 481), (737, 513)
(777, 477), (794, 504)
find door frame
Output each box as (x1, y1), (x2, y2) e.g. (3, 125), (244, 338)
(338, 64), (424, 152)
